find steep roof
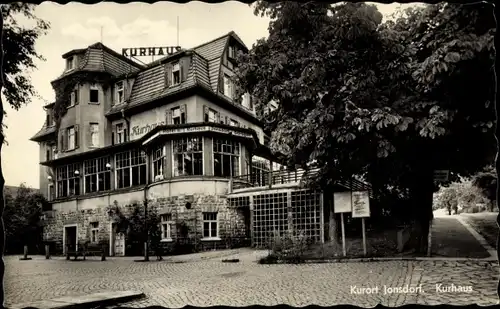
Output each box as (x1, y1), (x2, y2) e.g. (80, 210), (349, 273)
(52, 42), (145, 84)
(107, 31), (251, 116)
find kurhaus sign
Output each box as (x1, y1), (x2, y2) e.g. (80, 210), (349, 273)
(122, 46), (182, 57)
(143, 126), (254, 145)
(131, 121), (166, 138)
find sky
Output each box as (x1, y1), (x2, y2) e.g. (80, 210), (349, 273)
(3, 1), (418, 189)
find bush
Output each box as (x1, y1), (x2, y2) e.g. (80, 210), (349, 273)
(266, 230), (312, 264)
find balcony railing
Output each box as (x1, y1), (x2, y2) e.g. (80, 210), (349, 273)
(230, 168), (372, 196)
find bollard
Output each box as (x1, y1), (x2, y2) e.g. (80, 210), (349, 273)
(66, 245), (70, 260)
(101, 244), (106, 261)
(23, 245), (28, 259)
(45, 245), (50, 259)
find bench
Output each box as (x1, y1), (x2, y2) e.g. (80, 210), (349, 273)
(66, 244), (105, 261)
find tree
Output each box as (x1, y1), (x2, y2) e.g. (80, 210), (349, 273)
(472, 165), (497, 211)
(0, 5), (49, 305)
(235, 2), (495, 254)
(3, 184), (49, 253)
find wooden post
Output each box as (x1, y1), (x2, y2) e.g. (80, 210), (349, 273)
(23, 245), (28, 259)
(45, 244), (50, 259)
(361, 218), (367, 256)
(341, 213), (346, 257)
(427, 219), (432, 257)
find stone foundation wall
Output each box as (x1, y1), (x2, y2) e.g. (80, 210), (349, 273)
(44, 193), (248, 255)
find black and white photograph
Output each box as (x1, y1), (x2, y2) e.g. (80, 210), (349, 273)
(0, 1), (497, 308)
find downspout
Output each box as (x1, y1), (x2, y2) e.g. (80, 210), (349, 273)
(143, 145), (151, 261)
(121, 109), (131, 141)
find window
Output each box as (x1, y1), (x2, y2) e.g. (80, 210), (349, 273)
(251, 159), (270, 186)
(152, 145), (165, 181)
(114, 123), (127, 144)
(48, 183), (55, 201)
(172, 137), (203, 176)
(161, 214), (173, 240)
(67, 126), (76, 150)
(90, 222), (99, 243)
(116, 149), (146, 189)
(46, 114), (51, 127)
(115, 81), (124, 105)
(229, 119), (239, 127)
(172, 62), (181, 85)
(66, 57), (75, 70)
(223, 74), (234, 99)
(241, 93), (252, 110)
(171, 107), (186, 125)
(89, 85), (99, 104)
(203, 212), (218, 239)
(56, 163), (81, 198)
(204, 108), (218, 123)
(84, 156), (111, 193)
(89, 123), (99, 147)
(228, 46), (236, 59)
(69, 88), (79, 107)
(213, 139), (240, 178)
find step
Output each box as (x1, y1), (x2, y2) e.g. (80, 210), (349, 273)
(9, 290), (145, 309)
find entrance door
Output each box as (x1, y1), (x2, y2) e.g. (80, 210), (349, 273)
(110, 223), (125, 257)
(64, 226), (77, 254)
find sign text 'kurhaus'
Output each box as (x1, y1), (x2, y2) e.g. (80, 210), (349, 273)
(122, 46), (182, 57)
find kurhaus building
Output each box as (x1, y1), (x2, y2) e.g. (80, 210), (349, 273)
(31, 31), (283, 255)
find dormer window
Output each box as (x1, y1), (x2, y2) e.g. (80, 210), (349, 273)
(66, 56), (75, 71)
(228, 46), (236, 59)
(46, 114), (51, 127)
(223, 74), (234, 99)
(115, 81), (124, 105)
(172, 62), (181, 85)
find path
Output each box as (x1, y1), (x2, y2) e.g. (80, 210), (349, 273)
(430, 216), (492, 258)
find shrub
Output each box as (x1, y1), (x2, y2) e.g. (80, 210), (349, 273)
(266, 230), (311, 263)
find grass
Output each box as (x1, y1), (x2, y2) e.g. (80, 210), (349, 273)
(461, 212), (498, 249)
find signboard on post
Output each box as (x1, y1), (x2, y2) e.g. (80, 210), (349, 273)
(351, 191), (370, 218)
(334, 192), (352, 213)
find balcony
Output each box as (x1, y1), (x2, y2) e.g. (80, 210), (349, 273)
(230, 168), (373, 196)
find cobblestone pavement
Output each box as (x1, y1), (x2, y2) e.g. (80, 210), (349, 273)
(4, 250), (498, 308)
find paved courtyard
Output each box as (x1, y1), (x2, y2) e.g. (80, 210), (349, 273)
(4, 250), (498, 308)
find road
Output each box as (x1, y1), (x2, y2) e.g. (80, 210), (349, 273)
(4, 250), (498, 308)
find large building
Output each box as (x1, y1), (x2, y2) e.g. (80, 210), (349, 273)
(31, 31), (286, 255)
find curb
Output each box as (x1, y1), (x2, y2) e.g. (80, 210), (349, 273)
(8, 290), (145, 309)
(301, 256), (498, 263)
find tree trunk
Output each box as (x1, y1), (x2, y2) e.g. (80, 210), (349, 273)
(0, 13), (6, 307)
(407, 166), (435, 255)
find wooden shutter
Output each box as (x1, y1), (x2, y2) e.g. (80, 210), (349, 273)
(62, 129), (67, 151)
(166, 110), (173, 125)
(74, 87), (79, 105)
(180, 104), (187, 123)
(215, 112), (220, 123)
(59, 129), (64, 152)
(179, 59), (185, 82)
(218, 74), (224, 94)
(124, 127), (128, 142)
(87, 124), (92, 147)
(203, 105), (209, 122)
(111, 124), (116, 145)
(165, 64), (173, 88)
(74, 125), (79, 149)
(225, 116), (229, 125)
